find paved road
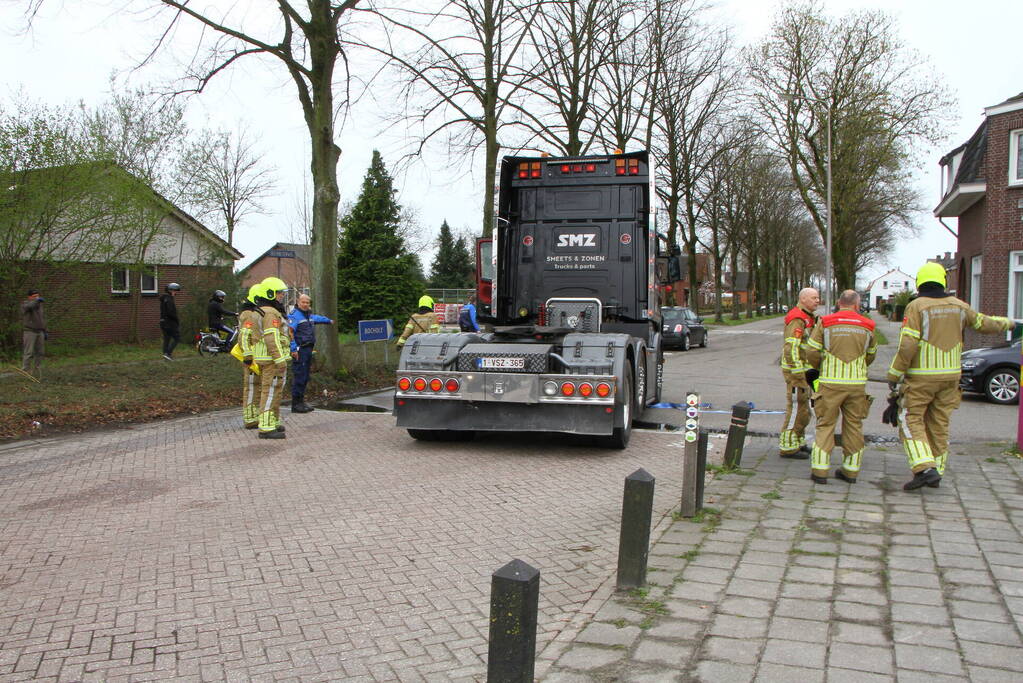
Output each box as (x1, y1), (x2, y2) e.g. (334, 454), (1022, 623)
(646, 314), (1016, 445)
(0, 408), (719, 681)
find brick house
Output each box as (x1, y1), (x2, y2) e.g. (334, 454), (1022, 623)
(7, 164), (242, 346)
(934, 91), (1023, 348)
(239, 242), (312, 307)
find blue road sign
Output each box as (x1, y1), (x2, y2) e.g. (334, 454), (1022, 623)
(358, 319), (393, 342)
(269, 249), (296, 258)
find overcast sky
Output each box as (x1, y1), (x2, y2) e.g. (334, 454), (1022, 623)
(2, 0), (1020, 287)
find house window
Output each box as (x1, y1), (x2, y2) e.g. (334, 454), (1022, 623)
(111, 268), (129, 294)
(1009, 252), (1023, 320)
(1010, 129), (1023, 186)
(882, 281), (888, 288)
(970, 255), (983, 309)
(140, 269), (158, 294)
(904, 281), (909, 289)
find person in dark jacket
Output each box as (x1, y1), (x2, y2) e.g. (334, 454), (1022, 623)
(207, 290), (238, 340)
(458, 293), (480, 332)
(159, 283), (182, 360)
(286, 293), (333, 413)
(21, 288), (47, 378)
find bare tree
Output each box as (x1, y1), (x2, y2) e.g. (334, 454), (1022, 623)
(178, 126), (277, 247)
(365, 0), (541, 237)
(747, 1), (953, 291)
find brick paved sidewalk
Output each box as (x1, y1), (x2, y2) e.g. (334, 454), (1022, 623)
(540, 437), (1023, 681)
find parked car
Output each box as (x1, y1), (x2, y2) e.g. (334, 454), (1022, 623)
(661, 307), (707, 351)
(960, 340), (1020, 405)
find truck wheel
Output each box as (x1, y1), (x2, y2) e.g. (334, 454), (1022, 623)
(606, 364), (634, 449)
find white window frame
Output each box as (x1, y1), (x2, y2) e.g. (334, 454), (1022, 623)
(1010, 129), (1023, 187)
(1009, 251), (1023, 328)
(140, 268), (158, 294)
(970, 255), (983, 309)
(111, 268), (129, 294)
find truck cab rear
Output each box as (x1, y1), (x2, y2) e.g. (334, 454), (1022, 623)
(394, 151), (662, 448)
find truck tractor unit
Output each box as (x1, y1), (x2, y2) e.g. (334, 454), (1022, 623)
(393, 151), (663, 448)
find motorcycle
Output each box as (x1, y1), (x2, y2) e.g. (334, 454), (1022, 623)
(195, 327), (238, 356)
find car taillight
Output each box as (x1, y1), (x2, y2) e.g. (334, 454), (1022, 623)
(596, 382), (612, 397)
(429, 378), (443, 392)
(579, 382), (593, 397)
(445, 378), (460, 392)
(413, 377), (427, 391)
(561, 382), (576, 396)
(397, 377), (411, 391)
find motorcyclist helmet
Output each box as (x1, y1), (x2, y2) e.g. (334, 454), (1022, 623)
(213, 289), (226, 301)
(916, 262), (946, 289)
(165, 282), (181, 292)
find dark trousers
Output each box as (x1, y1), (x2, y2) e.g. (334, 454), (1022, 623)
(292, 345), (313, 400)
(161, 324), (180, 356)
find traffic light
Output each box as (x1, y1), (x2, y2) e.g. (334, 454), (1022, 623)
(667, 255), (681, 282)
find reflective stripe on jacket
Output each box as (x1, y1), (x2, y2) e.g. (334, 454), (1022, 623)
(804, 310), (876, 385)
(780, 306), (817, 374)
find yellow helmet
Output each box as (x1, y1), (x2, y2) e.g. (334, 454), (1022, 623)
(418, 295), (435, 308)
(261, 276), (289, 295)
(916, 262), (946, 288)
(246, 283), (265, 304)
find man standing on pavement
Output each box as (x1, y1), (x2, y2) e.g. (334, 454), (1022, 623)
(779, 287), (820, 458)
(238, 284), (266, 429)
(254, 277), (291, 439)
(803, 290), (877, 484)
(888, 262), (1014, 490)
(159, 282), (182, 360)
(287, 293), (333, 413)
(21, 289), (47, 378)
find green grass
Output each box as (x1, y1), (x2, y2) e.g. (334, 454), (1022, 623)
(761, 491), (782, 500)
(705, 312), (786, 327)
(789, 549), (838, 557)
(706, 463), (755, 476)
(874, 328), (889, 345)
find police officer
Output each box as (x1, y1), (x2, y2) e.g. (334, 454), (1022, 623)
(238, 284), (266, 429)
(779, 287), (820, 458)
(803, 290), (877, 484)
(396, 295), (441, 346)
(287, 293), (333, 413)
(254, 277), (291, 439)
(888, 262), (1015, 490)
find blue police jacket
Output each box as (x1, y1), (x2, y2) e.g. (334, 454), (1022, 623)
(288, 308), (333, 351)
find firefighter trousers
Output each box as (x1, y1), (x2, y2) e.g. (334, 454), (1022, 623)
(811, 384), (871, 480)
(899, 377), (960, 475)
(242, 364), (260, 427)
(779, 373), (811, 454)
(257, 361), (287, 433)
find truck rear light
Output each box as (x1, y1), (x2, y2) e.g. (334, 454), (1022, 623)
(615, 158), (626, 175)
(543, 381), (558, 396)
(561, 164), (570, 173)
(397, 377), (411, 391)
(628, 158), (640, 175)
(572, 164), (583, 173)
(530, 162), (541, 178)
(579, 382), (594, 397)
(596, 382), (612, 397)
(413, 377), (427, 391)
(429, 378), (443, 392)
(585, 163), (596, 172)
(518, 162), (528, 179)
(445, 378), (460, 392)
(561, 382), (576, 396)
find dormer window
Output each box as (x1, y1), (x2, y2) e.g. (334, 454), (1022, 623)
(1010, 129), (1023, 187)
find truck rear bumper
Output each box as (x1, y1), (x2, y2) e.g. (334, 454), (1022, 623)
(394, 396), (616, 435)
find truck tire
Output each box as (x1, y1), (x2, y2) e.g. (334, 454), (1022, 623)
(606, 364), (634, 449)
(408, 429), (476, 442)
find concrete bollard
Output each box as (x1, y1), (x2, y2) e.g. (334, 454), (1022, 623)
(488, 559), (540, 682)
(723, 401), (751, 469)
(616, 468), (655, 590)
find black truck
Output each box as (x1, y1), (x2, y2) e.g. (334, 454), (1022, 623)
(393, 150), (663, 448)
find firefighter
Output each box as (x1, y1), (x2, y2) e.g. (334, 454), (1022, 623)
(888, 262), (1014, 490)
(803, 290), (876, 484)
(396, 295), (441, 346)
(254, 277), (291, 439)
(238, 284), (266, 429)
(779, 287), (820, 458)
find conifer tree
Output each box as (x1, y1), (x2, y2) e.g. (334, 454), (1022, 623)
(337, 151), (423, 331)
(429, 220), (475, 289)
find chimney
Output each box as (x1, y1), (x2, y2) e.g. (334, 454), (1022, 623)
(944, 251), (950, 260)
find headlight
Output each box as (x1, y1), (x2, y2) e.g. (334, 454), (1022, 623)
(961, 358), (986, 370)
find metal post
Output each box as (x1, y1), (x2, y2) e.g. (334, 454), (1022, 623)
(487, 559), (540, 683)
(825, 104), (833, 313)
(616, 468), (655, 590)
(680, 392), (701, 517)
(696, 429), (708, 510)
(723, 401), (752, 469)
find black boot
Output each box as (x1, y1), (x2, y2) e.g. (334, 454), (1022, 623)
(781, 450), (810, 460)
(835, 469), (857, 484)
(258, 430), (286, 439)
(903, 468), (940, 491)
(811, 473), (828, 484)
(291, 400), (314, 413)
(798, 444), (812, 454)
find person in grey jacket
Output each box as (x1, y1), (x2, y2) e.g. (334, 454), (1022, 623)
(21, 288), (47, 378)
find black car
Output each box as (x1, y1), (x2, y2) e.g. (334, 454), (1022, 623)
(960, 340), (1020, 404)
(661, 307), (707, 351)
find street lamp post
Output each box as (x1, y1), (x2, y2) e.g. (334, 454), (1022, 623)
(782, 92), (832, 312)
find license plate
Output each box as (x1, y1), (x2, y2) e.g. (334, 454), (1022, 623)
(478, 357), (525, 369)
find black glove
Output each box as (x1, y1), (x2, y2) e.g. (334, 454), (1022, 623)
(805, 368), (820, 392)
(243, 358), (252, 366)
(888, 381), (899, 392)
(881, 392), (899, 427)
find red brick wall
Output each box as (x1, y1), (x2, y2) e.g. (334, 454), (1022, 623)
(969, 107), (1023, 348)
(20, 261), (233, 345)
(242, 256), (311, 292)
